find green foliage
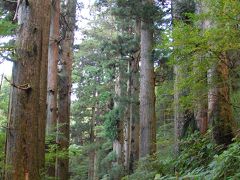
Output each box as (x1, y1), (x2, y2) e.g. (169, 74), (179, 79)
(0, 80), (10, 178)
(206, 140), (240, 179)
(103, 108), (119, 141)
(0, 79), (9, 125)
(0, 132), (6, 178)
(124, 155), (173, 180)
(0, 20), (16, 36)
(69, 145), (89, 180)
(175, 131), (221, 175)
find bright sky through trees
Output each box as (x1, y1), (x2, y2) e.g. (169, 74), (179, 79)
(0, 0), (92, 77)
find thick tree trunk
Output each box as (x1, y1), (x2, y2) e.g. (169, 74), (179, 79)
(46, 0), (60, 177)
(128, 19), (140, 172)
(208, 53), (236, 146)
(56, 0), (76, 179)
(129, 49), (140, 172)
(139, 0), (156, 157)
(173, 65), (185, 153)
(46, 0), (60, 135)
(5, 0), (51, 179)
(113, 66), (125, 165)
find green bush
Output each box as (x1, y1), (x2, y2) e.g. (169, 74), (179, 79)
(206, 139), (240, 179)
(174, 131), (221, 175)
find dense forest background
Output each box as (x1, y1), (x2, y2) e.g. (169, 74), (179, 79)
(0, 0), (240, 179)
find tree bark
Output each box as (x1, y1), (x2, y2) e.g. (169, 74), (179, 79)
(113, 66), (125, 165)
(46, 0), (60, 177)
(129, 49), (140, 172)
(129, 19), (140, 172)
(208, 53), (236, 146)
(56, 0), (76, 179)
(5, 0), (51, 179)
(139, 0), (156, 157)
(46, 0), (60, 136)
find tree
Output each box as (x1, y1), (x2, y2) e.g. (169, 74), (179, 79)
(56, 0), (77, 179)
(172, 0), (196, 152)
(204, 0), (237, 146)
(4, 0), (51, 179)
(139, 0), (156, 157)
(46, 0), (60, 177)
(128, 20), (140, 173)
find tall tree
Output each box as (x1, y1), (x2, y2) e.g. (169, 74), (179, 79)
(194, 0), (208, 135)
(172, 0), (196, 152)
(139, 0), (156, 157)
(5, 0), (51, 179)
(46, 0), (60, 177)
(56, 0), (77, 179)
(46, 0), (60, 135)
(128, 20), (140, 173)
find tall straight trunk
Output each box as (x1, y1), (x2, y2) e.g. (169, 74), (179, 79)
(173, 65), (185, 152)
(88, 106), (96, 180)
(5, 0), (51, 179)
(113, 66), (125, 165)
(123, 69), (130, 171)
(93, 150), (98, 180)
(129, 20), (140, 173)
(139, 0), (156, 157)
(208, 53), (236, 146)
(194, 2), (208, 135)
(46, 0), (60, 177)
(38, 1), (52, 173)
(46, 0), (60, 135)
(129, 50), (140, 172)
(56, 0), (76, 179)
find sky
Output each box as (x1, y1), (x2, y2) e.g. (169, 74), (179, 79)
(0, 0), (93, 77)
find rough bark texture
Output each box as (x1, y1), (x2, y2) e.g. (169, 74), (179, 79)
(139, 0), (156, 157)
(46, 0), (60, 135)
(46, 0), (60, 177)
(56, 0), (76, 179)
(5, 0), (51, 179)
(208, 53), (236, 146)
(113, 66), (125, 165)
(129, 49), (140, 172)
(128, 20), (140, 172)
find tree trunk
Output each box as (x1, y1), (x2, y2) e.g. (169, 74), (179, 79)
(123, 73), (130, 171)
(113, 66), (125, 165)
(129, 49), (140, 172)
(46, 0), (60, 177)
(46, 0), (60, 135)
(88, 106), (96, 180)
(208, 53), (236, 146)
(56, 0), (76, 179)
(5, 0), (51, 179)
(129, 19), (140, 172)
(139, 0), (156, 157)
